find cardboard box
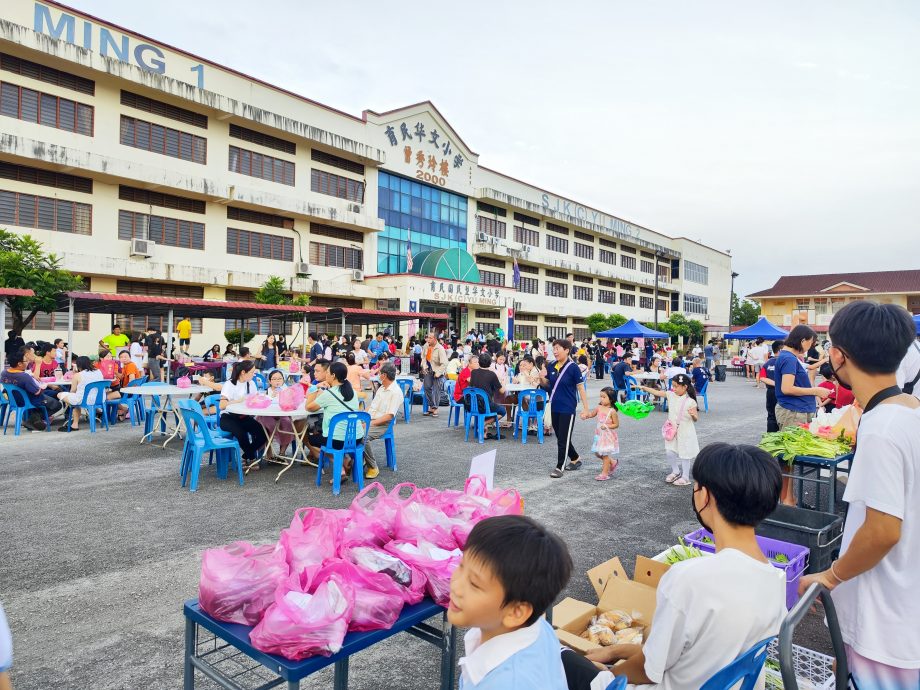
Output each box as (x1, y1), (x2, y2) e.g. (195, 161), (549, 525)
(552, 555), (670, 654)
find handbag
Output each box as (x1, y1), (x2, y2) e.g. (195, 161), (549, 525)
(661, 395), (689, 441)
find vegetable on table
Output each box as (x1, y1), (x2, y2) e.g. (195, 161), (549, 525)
(758, 426), (852, 466)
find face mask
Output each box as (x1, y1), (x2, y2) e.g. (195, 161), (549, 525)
(830, 350), (853, 391)
(692, 487), (712, 533)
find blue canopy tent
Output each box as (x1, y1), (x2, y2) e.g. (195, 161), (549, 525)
(914, 314), (920, 334)
(596, 319), (670, 339)
(723, 317), (788, 340)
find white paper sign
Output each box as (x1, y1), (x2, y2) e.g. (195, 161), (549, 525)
(468, 449), (497, 491)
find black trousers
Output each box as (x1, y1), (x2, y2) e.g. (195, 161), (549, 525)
(561, 649), (607, 690)
(551, 411), (578, 470)
(219, 414), (267, 460)
(594, 359), (605, 379)
(766, 390), (778, 433)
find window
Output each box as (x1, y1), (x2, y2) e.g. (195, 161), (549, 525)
(546, 269), (568, 279)
(599, 238), (616, 249)
(119, 185), (204, 213)
(620, 283), (635, 291)
(4, 308), (89, 332)
(599, 249), (616, 265)
(640, 296), (654, 309)
(573, 274), (593, 284)
(599, 289), (615, 304)
(546, 221), (569, 235)
(477, 201), (507, 217)
(475, 322), (500, 334)
(544, 315), (567, 324)
(573, 328), (591, 341)
(814, 298), (828, 315)
(229, 123), (294, 154)
(685, 260), (709, 285)
(476, 310), (501, 319)
(599, 279), (616, 288)
(620, 293), (636, 307)
(620, 255), (637, 270)
(1, 161), (92, 194)
(227, 227), (294, 261)
(476, 256), (505, 268)
(477, 215), (506, 239)
(224, 316), (293, 335)
(574, 230), (593, 242)
(658, 264), (671, 283)
(309, 241), (363, 269)
(796, 299), (811, 311)
(621, 245), (637, 254)
(479, 270), (505, 287)
(640, 287), (654, 295)
(546, 234), (569, 254)
(121, 116), (206, 163)
(657, 299), (668, 312)
(514, 324), (537, 341)
(229, 145), (294, 185)
(311, 168), (364, 202)
(117, 314), (202, 335)
(1, 52), (95, 95)
(513, 211), (540, 225)
(574, 242), (594, 260)
(545, 326), (566, 340)
(641, 250), (653, 259)
(683, 293), (708, 315)
(640, 260), (654, 274)
(518, 276), (538, 294)
(121, 90), (207, 128)
(118, 210), (204, 249)
(0, 189), (91, 234)
(310, 223), (363, 244)
(311, 148), (363, 175)
(671, 258), (680, 280)
(227, 206), (294, 229)
(2, 82), (93, 135)
(573, 285), (593, 301)
(518, 263), (539, 274)
(546, 281), (568, 298)
(514, 225), (539, 247)
(307, 295), (362, 308)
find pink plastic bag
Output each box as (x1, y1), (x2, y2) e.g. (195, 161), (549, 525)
(250, 575), (353, 659)
(393, 501), (458, 550)
(176, 375), (192, 389)
(63, 370), (74, 381)
(97, 358), (117, 379)
(278, 385), (304, 411)
(313, 559), (405, 631)
(279, 508), (343, 586)
(384, 540), (462, 607)
(348, 482), (403, 538)
(344, 546), (427, 605)
(245, 393), (272, 409)
(198, 541), (289, 625)
(341, 506), (391, 551)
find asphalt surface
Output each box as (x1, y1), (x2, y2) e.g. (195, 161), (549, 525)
(0, 374), (837, 689)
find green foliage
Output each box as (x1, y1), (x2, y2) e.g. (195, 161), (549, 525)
(587, 312), (629, 334)
(224, 328), (256, 345)
(731, 293), (761, 326)
(292, 294), (311, 306)
(0, 229), (84, 334)
(254, 276), (289, 305)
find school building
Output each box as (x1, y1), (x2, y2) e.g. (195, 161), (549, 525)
(0, 0), (732, 355)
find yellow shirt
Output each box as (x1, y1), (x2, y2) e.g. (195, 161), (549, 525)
(176, 319), (192, 339)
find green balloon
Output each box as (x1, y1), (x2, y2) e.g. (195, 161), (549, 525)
(616, 400), (656, 420)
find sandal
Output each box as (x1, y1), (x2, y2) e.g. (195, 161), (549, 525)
(549, 468), (564, 479)
(594, 473), (610, 481)
(672, 477), (692, 486)
(665, 472), (681, 483)
(565, 459), (582, 471)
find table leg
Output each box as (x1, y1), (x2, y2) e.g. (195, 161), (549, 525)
(333, 657), (349, 690)
(275, 421), (317, 482)
(439, 612), (457, 690)
(245, 418), (278, 476)
(163, 395), (187, 448)
(141, 400), (168, 444)
(184, 617), (196, 690)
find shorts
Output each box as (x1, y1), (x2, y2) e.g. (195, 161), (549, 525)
(148, 359), (161, 377)
(775, 406), (814, 430)
(847, 644), (920, 689)
(179, 338), (191, 346)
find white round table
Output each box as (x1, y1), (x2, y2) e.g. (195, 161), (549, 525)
(224, 401), (318, 480)
(134, 384), (211, 447)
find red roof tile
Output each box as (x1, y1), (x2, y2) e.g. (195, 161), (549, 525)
(748, 270), (920, 298)
(0, 288), (35, 297)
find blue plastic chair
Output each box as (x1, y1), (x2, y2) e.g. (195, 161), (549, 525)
(175, 399), (243, 492)
(316, 411), (370, 496)
(0, 388), (7, 429)
(62, 380), (110, 432)
(105, 375), (148, 425)
(624, 375), (644, 402)
(444, 380), (465, 428)
(463, 387), (501, 444)
(378, 414), (398, 471)
(396, 378), (414, 423)
(700, 637), (773, 690)
(202, 393), (223, 430)
(698, 380), (710, 412)
(513, 388), (546, 444)
(603, 677), (627, 690)
(252, 373), (267, 391)
(1, 383), (51, 435)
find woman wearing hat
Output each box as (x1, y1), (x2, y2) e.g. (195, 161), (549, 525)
(640, 373), (700, 486)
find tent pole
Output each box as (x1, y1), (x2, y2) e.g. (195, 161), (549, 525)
(341, 313), (345, 337)
(302, 315), (307, 355)
(66, 298), (74, 369)
(166, 309), (174, 382)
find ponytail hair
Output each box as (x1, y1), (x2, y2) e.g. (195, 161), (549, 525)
(231, 359), (255, 384)
(327, 361), (355, 401)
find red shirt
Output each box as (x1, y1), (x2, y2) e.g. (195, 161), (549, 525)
(455, 366), (472, 402)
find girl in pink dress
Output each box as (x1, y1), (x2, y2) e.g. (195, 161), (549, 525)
(581, 387), (620, 481)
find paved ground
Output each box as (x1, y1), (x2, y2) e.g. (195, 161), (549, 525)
(1, 374), (836, 689)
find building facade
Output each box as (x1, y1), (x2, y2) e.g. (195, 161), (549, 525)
(749, 270), (920, 334)
(1, 1), (732, 354)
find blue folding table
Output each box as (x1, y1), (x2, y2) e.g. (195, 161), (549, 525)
(785, 452), (854, 514)
(183, 598), (456, 690)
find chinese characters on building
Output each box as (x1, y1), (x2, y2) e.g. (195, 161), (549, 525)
(428, 280), (503, 306)
(385, 120), (465, 173)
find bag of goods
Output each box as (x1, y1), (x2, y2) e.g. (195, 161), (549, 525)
(384, 540), (461, 607)
(614, 627), (644, 645)
(278, 384), (305, 411)
(344, 546), (426, 605)
(198, 542), (289, 625)
(393, 500), (458, 551)
(313, 559), (405, 631)
(347, 482), (404, 539)
(340, 506), (391, 551)
(279, 508), (343, 586)
(581, 623), (615, 646)
(289, 359), (301, 374)
(176, 376), (192, 389)
(596, 609), (635, 631)
(245, 393), (272, 409)
(249, 575), (353, 659)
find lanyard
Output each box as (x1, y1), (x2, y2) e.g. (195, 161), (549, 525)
(862, 385), (902, 415)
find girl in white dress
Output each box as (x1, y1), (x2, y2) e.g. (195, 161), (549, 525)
(640, 373), (700, 486)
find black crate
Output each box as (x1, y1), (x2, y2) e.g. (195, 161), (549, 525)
(756, 504), (844, 574)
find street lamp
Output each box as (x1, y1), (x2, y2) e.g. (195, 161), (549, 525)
(728, 271), (739, 333)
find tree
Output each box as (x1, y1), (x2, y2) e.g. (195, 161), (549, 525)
(223, 328), (256, 346)
(586, 312), (628, 334)
(731, 293), (761, 327)
(253, 276), (289, 305)
(0, 229), (84, 335)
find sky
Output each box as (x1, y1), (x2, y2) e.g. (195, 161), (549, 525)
(76, 0), (920, 298)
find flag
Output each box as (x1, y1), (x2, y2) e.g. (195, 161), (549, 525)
(512, 256), (520, 289)
(406, 231), (413, 272)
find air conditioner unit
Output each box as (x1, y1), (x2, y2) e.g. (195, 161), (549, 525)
(347, 203), (363, 214)
(477, 232), (489, 242)
(130, 238), (154, 257)
(352, 269), (365, 282)
(295, 261), (311, 276)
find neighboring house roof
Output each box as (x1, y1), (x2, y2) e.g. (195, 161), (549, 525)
(748, 270), (920, 298)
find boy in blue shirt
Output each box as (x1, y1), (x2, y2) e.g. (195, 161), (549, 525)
(449, 515), (573, 689)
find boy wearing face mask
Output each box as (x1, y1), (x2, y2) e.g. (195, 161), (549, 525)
(563, 443), (785, 690)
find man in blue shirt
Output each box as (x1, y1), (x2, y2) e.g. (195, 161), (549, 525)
(644, 340), (655, 366)
(704, 341), (715, 369)
(0, 348), (62, 430)
(760, 342), (782, 432)
(539, 339), (590, 478)
(368, 332), (388, 364)
(611, 359), (631, 397)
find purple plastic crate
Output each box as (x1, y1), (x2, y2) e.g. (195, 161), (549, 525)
(684, 528), (809, 609)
